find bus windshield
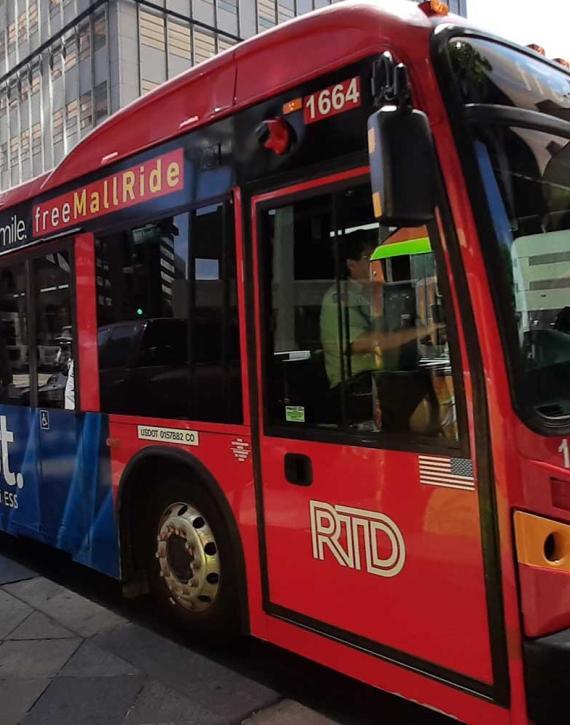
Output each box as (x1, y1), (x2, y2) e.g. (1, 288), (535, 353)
(446, 37), (570, 426)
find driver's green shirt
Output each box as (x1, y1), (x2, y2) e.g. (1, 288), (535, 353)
(320, 279), (380, 388)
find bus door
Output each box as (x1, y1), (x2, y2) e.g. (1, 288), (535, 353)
(252, 173), (497, 688)
(31, 243), (87, 552)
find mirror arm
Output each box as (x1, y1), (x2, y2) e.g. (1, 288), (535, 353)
(371, 52), (412, 110)
(371, 51), (395, 107)
(393, 64), (411, 110)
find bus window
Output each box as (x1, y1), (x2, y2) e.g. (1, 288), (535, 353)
(33, 251), (75, 410)
(0, 263), (30, 406)
(95, 202), (241, 423)
(473, 125), (570, 422)
(261, 182), (459, 442)
(96, 213), (190, 419)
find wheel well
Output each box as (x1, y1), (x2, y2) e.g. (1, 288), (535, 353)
(118, 448), (249, 633)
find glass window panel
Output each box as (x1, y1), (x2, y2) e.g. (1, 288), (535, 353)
(20, 128), (30, 162)
(474, 125), (570, 419)
(93, 81), (108, 124)
(20, 75), (29, 101)
(31, 67), (41, 95)
(8, 21), (16, 54)
(29, 2), (39, 35)
(9, 136), (19, 168)
(277, 0), (294, 23)
(52, 108), (64, 144)
(0, 143), (7, 173)
(64, 38), (77, 71)
(78, 22), (91, 61)
(140, 9), (166, 52)
(93, 10), (107, 51)
(95, 203), (241, 423)
(34, 252), (74, 410)
(66, 98), (78, 145)
(217, 35), (236, 53)
(218, 0), (238, 14)
(258, 0), (277, 29)
(189, 203), (242, 421)
(141, 78), (159, 95)
(79, 91), (92, 130)
(193, 27), (216, 63)
(261, 183), (459, 441)
(8, 84), (18, 110)
(17, 10), (26, 44)
(0, 264), (30, 406)
(167, 18), (192, 60)
(297, 0), (313, 14)
(51, 51), (63, 81)
(31, 122), (41, 157)
(96, 213), (191, 418)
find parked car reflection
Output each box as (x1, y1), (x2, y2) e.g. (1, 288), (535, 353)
(98, 317), (241, 422)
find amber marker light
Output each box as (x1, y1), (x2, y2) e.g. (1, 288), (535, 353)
(419, 0), (449, 17)
(283, 98), (303, 115)
(527, 43), (546, 56)
(514, 511), (570, 572)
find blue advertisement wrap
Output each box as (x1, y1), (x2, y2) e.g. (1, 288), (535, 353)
(0, 405), (120, 578)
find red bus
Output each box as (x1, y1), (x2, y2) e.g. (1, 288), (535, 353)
(0, 1), (568, 722)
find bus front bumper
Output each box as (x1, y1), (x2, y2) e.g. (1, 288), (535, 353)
(524, 628), (570, 724)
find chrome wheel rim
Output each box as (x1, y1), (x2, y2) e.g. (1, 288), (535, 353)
(156, 501), (221, 611)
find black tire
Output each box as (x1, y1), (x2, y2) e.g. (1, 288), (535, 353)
(145, 475), (241, 642)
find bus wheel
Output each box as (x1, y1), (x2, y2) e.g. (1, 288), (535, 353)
(147, 478), (240, 641)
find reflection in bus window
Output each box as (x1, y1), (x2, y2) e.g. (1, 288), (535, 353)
(95, 204), (241, 422)
(475, 126), (570, 419)
(33, 251), (74, 410)
(0, 264), (30, 406)
(261, 183), (459, 441)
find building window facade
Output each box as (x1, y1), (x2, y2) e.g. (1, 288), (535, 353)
(0, 1), (112, 189)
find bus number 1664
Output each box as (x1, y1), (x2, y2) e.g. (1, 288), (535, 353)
(303, 77), (361, 124)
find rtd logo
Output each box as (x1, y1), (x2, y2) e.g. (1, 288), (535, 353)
(0, 416), (23, 489)
(310, 500), (405, 577)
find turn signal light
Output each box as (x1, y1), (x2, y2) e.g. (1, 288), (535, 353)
(283, 98), (302, 115)
(514, 510), (570, 571)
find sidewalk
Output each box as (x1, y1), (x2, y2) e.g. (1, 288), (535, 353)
(0, 551), (334, 725)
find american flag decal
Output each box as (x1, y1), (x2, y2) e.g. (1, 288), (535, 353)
(418, 456), (475, 491)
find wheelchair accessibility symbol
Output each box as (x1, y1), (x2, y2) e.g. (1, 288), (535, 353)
(40, 410), (50, 430)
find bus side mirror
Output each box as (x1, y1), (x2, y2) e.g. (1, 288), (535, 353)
(367, 106), (436, 226)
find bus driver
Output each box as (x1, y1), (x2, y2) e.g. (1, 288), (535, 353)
(319, 233), (381, 390)
(319, 232), (440, 422)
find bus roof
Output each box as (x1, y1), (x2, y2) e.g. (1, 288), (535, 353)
(0, 0), (464, 212)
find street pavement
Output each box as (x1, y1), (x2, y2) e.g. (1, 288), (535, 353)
(0, 549), (333, 725)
